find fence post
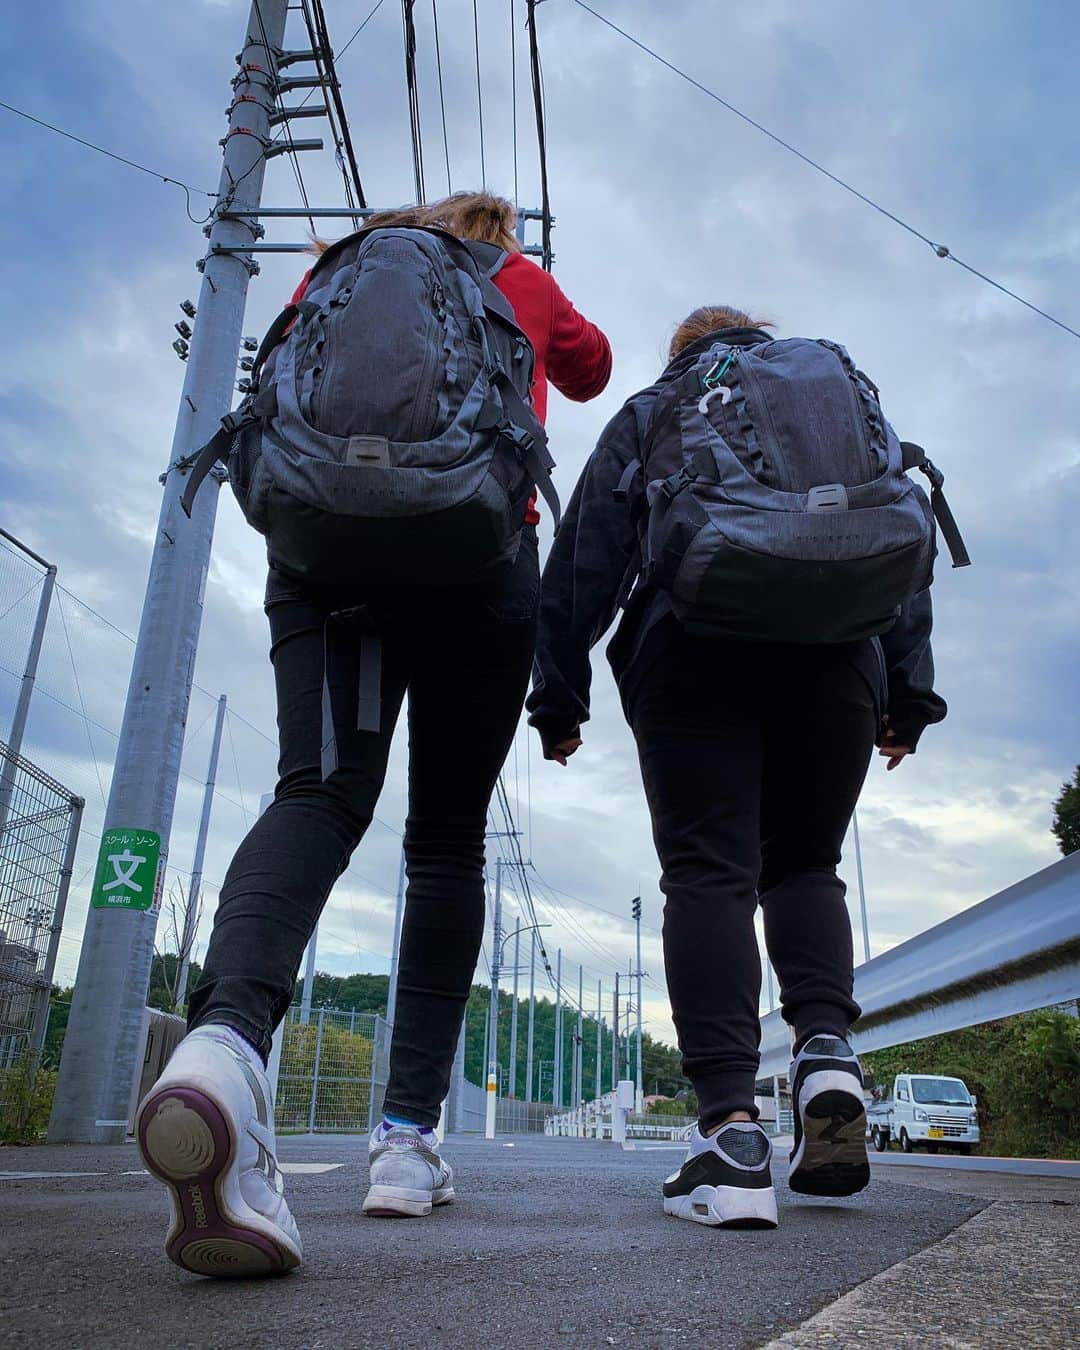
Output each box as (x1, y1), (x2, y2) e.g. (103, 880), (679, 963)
(31, 795), (84, 1059)
(366, 1017), (381, 1136)
(308, 1008), (325, 1134)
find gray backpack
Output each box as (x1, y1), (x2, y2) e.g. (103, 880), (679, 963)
(620, 337), (969, 642)
(181, 225), (559, 585)
(180, 225), (560, 774)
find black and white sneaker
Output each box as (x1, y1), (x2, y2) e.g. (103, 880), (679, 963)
(663, 1121), (778, 1229)
(788, 1034), (870, 1197)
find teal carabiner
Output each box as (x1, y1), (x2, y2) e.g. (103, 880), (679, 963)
(702, 348), (737, 390)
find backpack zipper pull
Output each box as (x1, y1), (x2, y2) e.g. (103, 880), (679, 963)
(698, 349), (737, 413)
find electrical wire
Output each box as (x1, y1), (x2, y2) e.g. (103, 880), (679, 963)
(571, 0), (1080, 344)
(0, 99), (216, 224)
(401, 0), (427, 202)
(252, 0), (317, 235)
(510, 0), (519, 205)
(431, 0), (453, 195)
(472, 0), (487, 185)
(54, 591), (108, 807)
(306, 0), (369, 210)
(525, 0), (553, 269)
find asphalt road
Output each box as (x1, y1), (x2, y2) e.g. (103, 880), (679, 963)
(0, 1134), (1075, 1349)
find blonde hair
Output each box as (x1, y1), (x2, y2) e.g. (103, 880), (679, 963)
(669, 305), (775, 361)
(313, 191), (523, 256)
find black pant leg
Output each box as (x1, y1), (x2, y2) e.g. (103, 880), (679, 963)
(187, 580), (407, 1060)
(626, 629), (766, 1128)
(759, 652), (877, 1048)
(381, 532), (540, 1127)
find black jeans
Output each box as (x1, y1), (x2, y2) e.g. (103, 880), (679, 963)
(188, 530), (539, 1127)
(623, 623), (876, 1130)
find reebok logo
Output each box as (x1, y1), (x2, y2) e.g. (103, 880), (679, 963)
(188, 1185), (208, 1229)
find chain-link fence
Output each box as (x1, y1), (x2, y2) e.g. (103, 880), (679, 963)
(0, 742), (83, 1074)
(0, 742), (83, 1137)
(275, 1006), (390, 1134)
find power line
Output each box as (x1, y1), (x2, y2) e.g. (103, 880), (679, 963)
(338, 0), (391, 61)
(571, 0), (1080, 344)
(510, 0), (519, 204)
(525, 0), (553, 269)
(401, 0), (427, 202)
(431, 0), (452, 195)
(0, 99), (216, 224)
(472, 0), (487, 185)
(305, 0), (369, 210)
(253, 0), (316, 234)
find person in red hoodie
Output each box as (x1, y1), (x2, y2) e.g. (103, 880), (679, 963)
(150, 193), (610, 1274)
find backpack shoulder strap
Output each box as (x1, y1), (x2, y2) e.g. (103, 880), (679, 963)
(900, 441), (971, 569)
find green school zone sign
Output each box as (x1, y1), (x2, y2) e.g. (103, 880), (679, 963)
(89, 828), (165, 912)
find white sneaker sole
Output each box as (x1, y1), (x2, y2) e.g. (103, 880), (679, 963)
(137, 1085), (301, 1278)
(362, 1183), (455, 1218)
(664, 1183), (778, 1229)
(789, 1070), (870, 1197)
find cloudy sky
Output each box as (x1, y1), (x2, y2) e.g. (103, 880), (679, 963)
(1, 0), (1077, 1049)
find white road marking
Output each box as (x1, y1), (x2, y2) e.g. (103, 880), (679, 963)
(278, 1162), (345, 1175)
(0, 1171), (108, 1180)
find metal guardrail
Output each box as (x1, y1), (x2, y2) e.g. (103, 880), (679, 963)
(759, 850), (1080, 1079)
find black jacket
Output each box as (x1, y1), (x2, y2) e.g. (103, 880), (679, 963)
(527, 328), (947, 756)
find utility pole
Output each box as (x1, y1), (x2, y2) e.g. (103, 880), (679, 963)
(298, 920), (320, 1025)
(485, 859), (503, 1139)
(525, 930), (536, 1104)
(508, 926), (520, 1096)
(633, 896), (644, 1112)
(575, 964), (584, 1109)
(595, 978), (603, 1100)
(385, 846), (407, 1025)
(612, 972), (620, 1092)
(853, 808), (871, 964)
(176, 694), (226, 1008)
(553, 947), (562, 1109)
(49, 0), (295, 1144)
(0, 531), (56, 840)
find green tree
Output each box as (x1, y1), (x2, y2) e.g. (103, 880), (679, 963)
(147, 954), (202, 1013)
(1052, 765), (1080, 856)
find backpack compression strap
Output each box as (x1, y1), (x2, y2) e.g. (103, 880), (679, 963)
(900, 442), (971, 568)
(491, 369), (562, 529)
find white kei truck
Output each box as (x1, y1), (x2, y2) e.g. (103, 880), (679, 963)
(866, 1073), (980, 1155)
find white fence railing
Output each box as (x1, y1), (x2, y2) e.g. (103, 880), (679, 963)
(759, 850), (1080, 1079)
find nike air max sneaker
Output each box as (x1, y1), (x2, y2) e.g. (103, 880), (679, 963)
(663, 1120), (778, 1229)
(136, 1025), (302, 1278)
(788, 1033), (870, 1197)
(363, 1121), (455, 1218)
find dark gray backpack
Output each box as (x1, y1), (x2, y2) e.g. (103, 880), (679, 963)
(180, 225), (560, 774)
(621, 337), (968, 642)
(181, 225), (559, 586)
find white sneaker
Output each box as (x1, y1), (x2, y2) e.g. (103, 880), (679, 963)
(136, 1025), (302, 1277)
(663, 1121), (778, 1229)
(788, 1033), (870, 1197)
(363, 1121), (455, 1218)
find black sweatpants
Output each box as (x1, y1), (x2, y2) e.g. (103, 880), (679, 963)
(188, 531), (539, 1127)
(623, 623), (877, 1130)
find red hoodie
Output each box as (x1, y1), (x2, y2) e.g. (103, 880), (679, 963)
(289, 250), (611, 523)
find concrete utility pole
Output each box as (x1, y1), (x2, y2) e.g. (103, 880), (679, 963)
(298, 919), (320, 1025)
(575, 965), (584, 1109)
(176, 694), (226, 1008)
(612, 972), (620, 1092)
(385, 846), (407, 1025)
(49, 0), (293, 1144)
(553, 947), (562, 1108)
(485, 859), (503, 1139)
(633, 897), (644, 1112)
(595, 978), (603, 1099)
(508, 926), (520, 1096)
(852, 808), (872, 964)
(525, 930), (536, 1103)
(0, 531), (56, 840)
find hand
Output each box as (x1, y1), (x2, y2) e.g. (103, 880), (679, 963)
(879, 728), (913, 771)
(550, 735), (583, 766)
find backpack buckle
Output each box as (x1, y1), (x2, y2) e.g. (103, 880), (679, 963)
(661, 468), (694, 500)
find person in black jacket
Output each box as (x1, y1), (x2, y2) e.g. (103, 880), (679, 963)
(528, 304), (946, 1230)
